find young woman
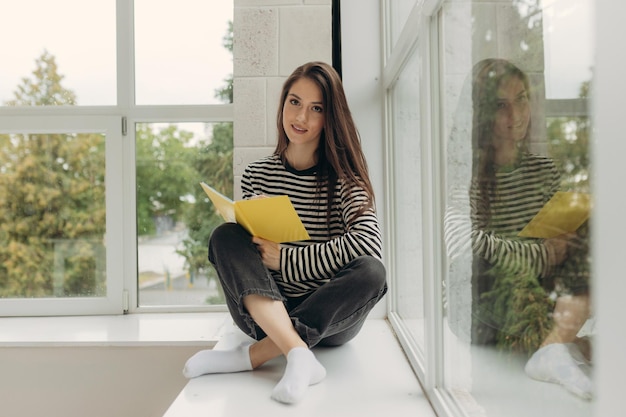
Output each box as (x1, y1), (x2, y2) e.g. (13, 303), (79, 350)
(469, 58), (592, 399)
(183, 61), (387, 404)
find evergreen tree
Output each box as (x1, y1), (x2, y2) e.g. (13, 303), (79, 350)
(0, 51), (106, 297)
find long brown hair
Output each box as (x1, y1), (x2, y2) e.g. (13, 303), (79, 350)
(274, 61), (375, 221)
(471, 59), (532, 212)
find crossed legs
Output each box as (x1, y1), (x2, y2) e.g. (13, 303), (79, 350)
(183, 294), (326, 404)
(183, 224), (385, 404)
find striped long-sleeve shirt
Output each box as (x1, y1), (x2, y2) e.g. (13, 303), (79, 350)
(469, 152), (561, 279)
(242, 154), (383, 297)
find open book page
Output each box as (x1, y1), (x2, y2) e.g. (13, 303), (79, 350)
(518, 191), (592, 239)
(200, 182), (310, 243)
(200, 182), (236, 222)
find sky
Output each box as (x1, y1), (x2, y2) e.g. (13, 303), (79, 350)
(0, 0), (233, 106)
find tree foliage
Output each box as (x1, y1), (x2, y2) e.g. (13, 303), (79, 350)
(6, 50), (77, 106)
(0, 51), (105, 297)
(177, 22), (234, 296)
(1, 17), (234, 303)
(477, 267), (555, 354)
(547, 79), (592, 192)
(135, 124), (197, 235)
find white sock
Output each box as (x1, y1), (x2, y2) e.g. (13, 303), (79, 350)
(271, 347), (326, 404)
(182, 343), (253, 378)
(525, 343), (593, 400)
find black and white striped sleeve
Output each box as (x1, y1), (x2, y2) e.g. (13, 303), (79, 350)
(279, 184), (382, 283)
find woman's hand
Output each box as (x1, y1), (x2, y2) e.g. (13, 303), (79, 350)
(544, 232), (576, 266)
(252, 236), (281, 271)
(249, 194), (269, 200)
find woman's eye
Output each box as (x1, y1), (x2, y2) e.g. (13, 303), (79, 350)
(290, 98), (299, 106)
(312, 105), (323, 113)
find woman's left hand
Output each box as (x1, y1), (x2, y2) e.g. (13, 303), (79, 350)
(252, 236), (280, 271)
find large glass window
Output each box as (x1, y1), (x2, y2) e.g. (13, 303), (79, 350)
(0, 131), (106, 298)
(136, 122), (231, 308)
(0, 116), (123, 316)
(133, 0), (233, 310)
(440, 0), (594, 415)
(0, 0), (233, 315)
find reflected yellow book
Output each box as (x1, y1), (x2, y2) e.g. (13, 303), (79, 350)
(518, 191), (592, 239)
(200, 182), (310, 243)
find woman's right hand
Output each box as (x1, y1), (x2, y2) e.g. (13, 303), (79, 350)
(544, 233), (575, 265)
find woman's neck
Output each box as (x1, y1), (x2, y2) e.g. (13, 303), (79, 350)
(285, 146), (318, 171)
(493, 144), (520, 168)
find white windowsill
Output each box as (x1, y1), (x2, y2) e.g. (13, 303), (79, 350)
(163, 319), (436, 417)
(0, 312), (230, 347)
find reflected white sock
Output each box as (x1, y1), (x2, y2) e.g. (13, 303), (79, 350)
(271, 347), (326, 404)
(182, 343), (253, 378)
(525, 343), (593, 400)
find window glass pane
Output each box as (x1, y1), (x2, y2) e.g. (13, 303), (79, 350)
(391, 50), (425, 350)
(134, 0), (233, 105)
(441, 0), (594, 415)
(543, 0), (594, 99)
(0, 131), (106, 298)
(0, 0), (116, 106)
(387, 0), (418, 53)
(136, 122), (232, 307)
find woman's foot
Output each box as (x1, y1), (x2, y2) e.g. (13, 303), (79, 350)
(183, 342), (253, 378)
(525, 343), (592, 400)
(271, 347), (326, 404)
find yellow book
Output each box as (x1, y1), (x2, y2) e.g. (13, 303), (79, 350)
(200, 182), (310, 243)
(518, 191), (592, 239)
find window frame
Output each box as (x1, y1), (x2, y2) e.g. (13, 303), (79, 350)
(0, 0), (233, 316)
(381, 0), (445, 391)
(0, 114), (124, 316)
(383, 0), (598, 416)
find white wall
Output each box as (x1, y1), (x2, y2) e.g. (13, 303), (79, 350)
(0, 346), (199, 417)
(232, 0), (333, 198)
(592, 0), (626, 415)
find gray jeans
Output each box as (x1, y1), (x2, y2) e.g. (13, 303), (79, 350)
(208, 223), (387, 347)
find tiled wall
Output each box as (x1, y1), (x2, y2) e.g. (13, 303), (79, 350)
(232, 0), (333, 198)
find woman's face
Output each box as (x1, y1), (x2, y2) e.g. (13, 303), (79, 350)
(282, 77), (325, 150)
(491, 75), (530, 149)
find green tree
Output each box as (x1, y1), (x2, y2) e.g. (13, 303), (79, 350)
(177, 22), (234, 302)
(214, 21), (233, 104)
(135, 124), (197, 235)
(178, 123), (233, 281)
(547, 79), (592, 192)
(0, 51), (106, 297)
(5, 50), (76, 106)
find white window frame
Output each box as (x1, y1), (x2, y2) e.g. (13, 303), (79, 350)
(0, 0), (233, 316)
(380, 0), (445, 389)
(0, 114), (124, 316)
